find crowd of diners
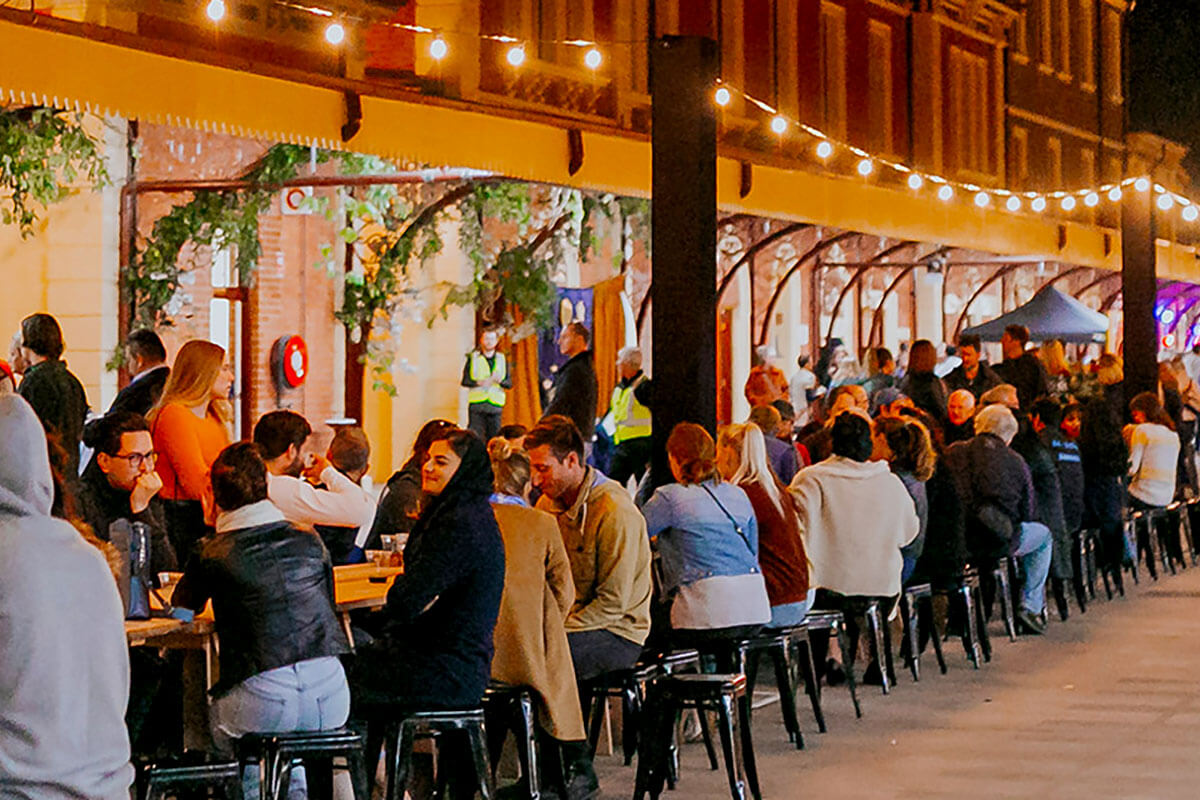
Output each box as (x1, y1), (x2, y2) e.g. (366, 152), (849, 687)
(1, 313), (1193, 800)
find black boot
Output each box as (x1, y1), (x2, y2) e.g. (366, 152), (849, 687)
(559, 741), (600, 800)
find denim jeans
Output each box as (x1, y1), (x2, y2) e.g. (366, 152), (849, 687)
(1014, 522), (1053, 615)
(211, 656), (350, 800)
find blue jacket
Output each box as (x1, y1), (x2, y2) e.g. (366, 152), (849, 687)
(643, 479), (761, 594)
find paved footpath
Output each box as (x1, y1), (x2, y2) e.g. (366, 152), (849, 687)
(594, 566), (1200, 800)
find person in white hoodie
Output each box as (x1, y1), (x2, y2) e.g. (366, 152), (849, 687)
(789, 410), (918, 681)
(0, 394), (134, 799)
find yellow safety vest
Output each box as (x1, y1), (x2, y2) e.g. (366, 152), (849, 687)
(467, 351), (507, 407)
(611, 376), (652, 443)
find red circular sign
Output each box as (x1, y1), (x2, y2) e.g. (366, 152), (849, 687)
(281, 335), (308, 388)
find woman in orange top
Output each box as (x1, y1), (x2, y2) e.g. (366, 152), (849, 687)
(148, 340), (233, 562)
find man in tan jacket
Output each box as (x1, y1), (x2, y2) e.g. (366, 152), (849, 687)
(526, 415), (653, 683)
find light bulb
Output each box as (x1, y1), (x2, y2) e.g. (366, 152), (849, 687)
(205, 0), (225, 21)
(714, 86), (732, 106)
(1184, 205), (1199, 222)
(1061, 196), (1077, 211)
(1162, 308), (1176, 325)
(507, 45), (526, 66)
(584, 48), (602, 69)
(815, 140), (833, 159)
(856, 158), (873, 176)
(1135, 177), (1151, 192)
(1031, 196), (1047, 212)
(1085, 192), (1100, 207)
(1108, 186), (1123, 202)
(429, 37), (448, 60)
(1006, 195), (1021, 212)
(1157, 193), (1175, 211)
(770, 116), (788, 135)
(937, 185), (953, 202)
(974, 191), (990, 208)
(325, 22), (345, 45)
(908, 174), (924, 190)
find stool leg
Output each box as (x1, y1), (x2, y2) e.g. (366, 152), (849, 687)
(715, 696), (745, 800)
(622, 685), (641, 766)
(467, 723), (497, 800)
(344, 748), (369, 800)
(388, 723), (414, 800)
(515, 694), (540, 799)
(864, 604), (889, 695)
(697, 706), (720, 771)
(1071, 533), (1089, 612)
(835, 620), (862, 718)
(795, 634), (827, 733)
(922, 596), (947, 674)
(957, 586), (980, 668)
(734, 691), (762, 800)
(585, 692), (607, 758)
(972, 584), (992, 662)
(769, 643), (803, 749)
(994, 568), (1016, 641)
(902, 595), (920, 682)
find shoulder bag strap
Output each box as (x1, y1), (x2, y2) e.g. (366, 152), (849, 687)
(699, 483), (755, 555)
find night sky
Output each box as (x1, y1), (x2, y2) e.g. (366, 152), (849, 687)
(1127, 0), (1200, 177)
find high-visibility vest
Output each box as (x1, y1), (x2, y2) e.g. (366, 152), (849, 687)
(467, 351), (507, 407)
(611, 375), (652, 443)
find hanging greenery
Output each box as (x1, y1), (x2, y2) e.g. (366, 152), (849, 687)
(0, 107), (109, 238)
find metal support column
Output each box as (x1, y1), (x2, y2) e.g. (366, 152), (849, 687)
(1121, 186), (1158, 402)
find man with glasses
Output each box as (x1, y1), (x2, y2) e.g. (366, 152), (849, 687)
(78, 411), (176, 578)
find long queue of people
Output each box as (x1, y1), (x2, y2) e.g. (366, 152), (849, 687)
(2, 313), (1191, 800)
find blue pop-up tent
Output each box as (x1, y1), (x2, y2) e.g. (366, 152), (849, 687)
(961, 286), (1109, 344)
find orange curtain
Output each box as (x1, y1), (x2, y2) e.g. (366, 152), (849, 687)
(502, 309), (543, 429)
(592, 277), (626, 418)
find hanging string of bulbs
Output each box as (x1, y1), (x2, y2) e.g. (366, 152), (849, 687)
(195, 1), (1198, 222)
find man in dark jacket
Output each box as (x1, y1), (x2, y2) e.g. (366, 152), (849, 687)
(944, 333), (1003, 401)
(1011, 407), (1069, 617)
(1033, 398), (1086, 616)
(994, 325), (1049, 410)
(544, 322), (598, 448)
(108, 329), (170, 417)
(943, 405), (1052, 634)
(18, 313), (88, 477)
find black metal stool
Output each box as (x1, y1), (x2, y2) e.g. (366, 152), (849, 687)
(737, 630), (804, 749)
(990, 559), (1017, 641)
(634, 673), (761, 800)
(375, 708), (494, 800)
(899, 583), (946, 681)
(236, 728), (368, 800)
(936, 570), (990, 668)
(482, 685), (539, 799)
(802, 610), (862, 718)
(1131, 510), (1162, 581)
(136, 753), (243, 800)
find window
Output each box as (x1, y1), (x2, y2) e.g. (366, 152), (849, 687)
(1077, 0), (1096, 90)
(1056, 0), (1071, 77)
(1011, 11), (1030, 61)
(1038, 0), (1053, 67)
(1047, 136), (1063, 190)
(950, 46), (990, 175)
(819, 2), (847, 138)
(1011, 126), (1029, 190)
(210, 247), (247, 437)
(1103, 8), (1123, 102)
(867, 20), (894, 155)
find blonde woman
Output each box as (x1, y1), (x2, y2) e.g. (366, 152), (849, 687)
(1038, 340), (1073, 401)
(148, 340), (232, 560)
(716, 423), (813, 628)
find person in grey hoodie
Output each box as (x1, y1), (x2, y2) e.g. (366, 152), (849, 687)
(0, 394), (133, 799)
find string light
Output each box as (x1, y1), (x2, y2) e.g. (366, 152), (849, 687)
(506, 45), (526, 66)
(1031, 197), (1047, 212)
(1184, 205), (1199, 222)
(770, 116), (788, 135)
(1108, 186), (1123, 202)
(1006, 196), (1021, 212)
(1061, 196), (1076, 211)
(937, 185), (953, 202)
(1084, 192), (1099, 207)
(429, 36), (448, 60)
(324, 21), (345, 44)
(815, 141), (834, 159)
(584, 48), (603, 69)
(974, 191), (990, 208)
(205, 0), (225, 21)
(907, 174), (923, 191)
(1158, 193), (1175, 211)
(1135, 177), (1151, 192)
(856, 158), (874, 177)
(713, 86), (732, 106)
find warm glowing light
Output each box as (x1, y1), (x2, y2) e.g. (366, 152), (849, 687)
(1162, 308), (1177, 325)
(1031, 196), (1047, 212)
(770, 116), (788, 135)
(1184, 205), (1199, 222)
(1164, 334), (1176, 348)
(1061, 196), (1077, 211)
(429, 37), (448, 60)
(937, 185), (954, 202)
(908, 174), (924, 190)
(714, 86), (732, 106)
(1006, 196), (1021, 212)
(584, 48), (602, 69)
(815, 141), (834, 159)
(1135, 177), (1151, 192)
(205, 0), (225, 21)
(974, 191), (990, 208)
(1108, 187), (1123, 202)
(507, 45), (526, 66)
(324, 22), (345, 45)
(1084, 192), (1099, 207)
(856, 158), (874, 176)
(1158, 193), (1175, 211)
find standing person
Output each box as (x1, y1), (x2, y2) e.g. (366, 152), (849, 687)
(525, 415), (653, 685)
(608, 346), (654, 488)
(643, 423), (771, 659)
(861, 347), (897, 399)
(944, 334), (1003, 400)
(1078, 397), (1130, 586)
(872, 416), (936, 585)
(148, 340), (232, 564)
(1031, 398), (1085, 618)
(899, 339), (950, 427)
(487, 438), (598, 800)
(789, 355), (817, 426)
(717, 423), (812, 628)
(9, 330), (29, 379)
(462, 327), (511, 443)
(995, 325), (1049, 410)
(814, 338), (845, 389)
(18, 312), (89, 477)
(545, 323), (599, 454)
(109, 329), (170, 417)
(749, 405), (799, 484)
(1039, 340), (1073, 403)
(1094, 353), (1126, 423)
(0, 395), (134, 800)
(945, 389), (977, 444)
(366, 418), (455, 547)
(173, 443), (351, 800)
(744, 347), (790, 408)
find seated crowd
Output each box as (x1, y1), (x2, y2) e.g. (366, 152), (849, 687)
(2, 315), (1189, 800)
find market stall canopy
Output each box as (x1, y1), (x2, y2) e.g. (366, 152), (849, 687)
(962, 286), (1109, 344)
